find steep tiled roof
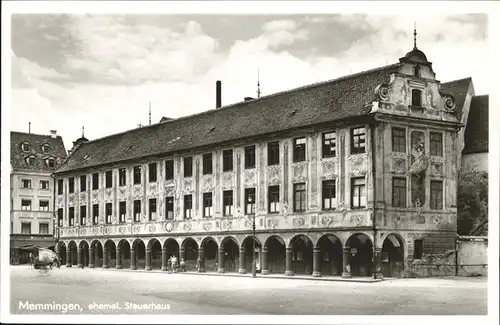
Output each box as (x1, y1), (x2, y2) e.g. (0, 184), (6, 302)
(11, 131), (67, 172)
(463, 95), (489, 154)
(441, 77), (473, 121)
(55, 64), (400, 174)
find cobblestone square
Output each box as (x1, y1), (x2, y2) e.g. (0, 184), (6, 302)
(10, 266), (487, 315)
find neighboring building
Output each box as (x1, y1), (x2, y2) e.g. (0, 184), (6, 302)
(10, 130), (67, 264)
(461, 95), (489, 172)
(53, 44), (473, 278)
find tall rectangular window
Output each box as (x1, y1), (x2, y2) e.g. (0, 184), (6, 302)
(203, 153), (213, 174)
(80, 175), (87, 192)
(92, 173), (99, 190)
(133, 166), (141, 184)
(267, 141), (280, 165)
(165, 196), (174, 220)
(40, 180), (50, 190)
(39, 200), (49, 212)
(322, 180), (336, 210)
(92, 204), (99, 225)
(149, 163), (157, 182)
(105, 171), (112, 188)
(57, 208), (63, 227)
(184, 157), (193, 177)
(392, 128), (406, 153)
(268, 185), (280, 213)
(322, 132), (337, 158)
(430, 132), (443, 157)
(21, 222), (31, 234)
(69, 177), (75, 193)
(430, 180), (443, 210)
(203, 192), (213, 218)
(39, 223), (49, 235)
(351, 127), (366, 154)
(414, 239), (424, 259)
(392, 177), (407, 208)
(223, 190), (233, 216)
(149, 198), (157, 221)
(80, 205), (87, 226)
(165, 160), (174, 180)
(105, 203), (112, 224)
(245, 145), (256, 169)
(21, 199), (31, 211)
(69, 207), (75, 226)
(245, 188), (256, 215)
(411, 89), (422, 107)
(133, 200), (141, 222)
(21, 179), (32, 189)
(351, 177), (366, 208)
(58, 179), (64, 195)
(223, 149), (233, 172)
(293, 137), (306, 162)
(119, 201), (126, 223)
(294, 183), (306, 212)
(119, 168), (127, 186)
(184, 195), (193, 219)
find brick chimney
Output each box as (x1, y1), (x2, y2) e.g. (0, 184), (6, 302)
(216, 80), (222, 109)
(50, 130), (57, 138)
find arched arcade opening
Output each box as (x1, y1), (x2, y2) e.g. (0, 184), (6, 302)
(381, 233), (405, 278)
(346, 233), (373, 277)
(317, 234), (343, 276)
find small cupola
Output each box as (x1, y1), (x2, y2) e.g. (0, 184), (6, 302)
(398, 24), (436, 79)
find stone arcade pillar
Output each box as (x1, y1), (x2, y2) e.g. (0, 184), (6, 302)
(373, 248), (383, 279)
(161, 247), (168, 271)
(66, 250), (71, 267)
(342, 247), (351, 278)
(198, 247), (205, 272)
(285, 246), (293, 276)
(145, 248), (152, 271)
(77, 249), (83, 268)
(116, 246), (122, 269)
(130, 247), (137, 270)
(179, 247), (185, 270)
(218, 248), (225, 273)
(103, 246), (109, 269)
(312, 247), (321, 277)
(261, 247), (269, 275)
(238, 247), (245, 274)
(89, 247), (95, 268)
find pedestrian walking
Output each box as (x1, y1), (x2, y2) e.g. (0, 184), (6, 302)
(180, 258), (186, 272)
(28, 253), (34, 270)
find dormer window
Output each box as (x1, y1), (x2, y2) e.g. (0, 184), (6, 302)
(47, 157), (56, 168)
(26, 156), (36, 166)
(21, 142), (30, 152)
(41, 144), (51, 154)
(414, 65), (421, 77)
(411, 89), (422, 107)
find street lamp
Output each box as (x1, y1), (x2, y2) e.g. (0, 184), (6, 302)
(249, 196), (256, 278)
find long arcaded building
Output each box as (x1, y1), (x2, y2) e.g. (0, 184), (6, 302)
(52, 42), (477, 278)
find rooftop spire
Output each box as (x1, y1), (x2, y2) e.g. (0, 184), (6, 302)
(82, 125), (85, 138)
(149, 101), (152, 125)
(257, 68), (261, 99)
(413, 21), (417, 49)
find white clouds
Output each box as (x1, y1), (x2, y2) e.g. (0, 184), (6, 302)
(10, 14), (488, 151)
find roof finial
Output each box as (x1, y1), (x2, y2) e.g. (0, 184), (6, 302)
(82, 125), (85, 138)
(29, 122), (31, 134)
(257, 68), (261, 99)
(149, 101), (152, 125)
(413, 21), (417, 49)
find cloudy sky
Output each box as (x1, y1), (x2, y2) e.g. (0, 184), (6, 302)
(10, 12), (488, 151)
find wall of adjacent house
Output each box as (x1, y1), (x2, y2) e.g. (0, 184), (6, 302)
(11, 172), (54, 236)
(457, 238), (488, 276)
(462, 152), (488, 173)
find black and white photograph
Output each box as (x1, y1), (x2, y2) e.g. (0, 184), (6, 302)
(1, 1), (498, 324)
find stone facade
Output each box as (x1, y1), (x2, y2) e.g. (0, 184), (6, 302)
(54, 47), (465, 278)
